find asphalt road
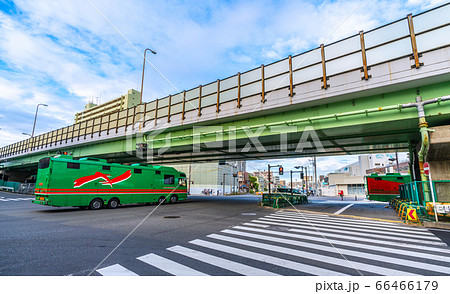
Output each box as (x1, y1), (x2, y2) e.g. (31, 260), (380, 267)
(1, 191), (449, 276)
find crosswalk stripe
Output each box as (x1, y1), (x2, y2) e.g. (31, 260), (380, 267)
(252, 219), (446, 245)
(137, 253), (208, 276)
(272, 211), (430, 232)
(168, 245), (279, 276)
(207, 234), (418, 276)
(264, 215), (437, 237)
(96, 264), (138, 276)
(221, 229), (450, 275)
(334, 204), (354, 215)
(275, 211), (429, 231)
(232, 225), (450, 263)
(242, 222), (450, 254)
(244, 223), (269, 228)
(190, 239), (348, 276)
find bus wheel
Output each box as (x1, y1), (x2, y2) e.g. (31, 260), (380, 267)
(169, 195), (178, 204)
(108, 198), (120, 209)
(89, 198), (103, 210)
(158, 197), (166, 204)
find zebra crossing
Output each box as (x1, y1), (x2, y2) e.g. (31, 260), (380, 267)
(96, 210), (450, 276)
(0, 196), (34, 202)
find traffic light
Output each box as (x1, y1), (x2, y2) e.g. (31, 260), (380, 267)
(279, 166), (283, 175)
(300, 172), (304, 179)
(136, 143), (148, 152)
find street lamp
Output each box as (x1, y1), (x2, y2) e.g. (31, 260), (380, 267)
(31, 104), (48, 137)
(22, 133), (32, 137)
(140, 48), (157, 104)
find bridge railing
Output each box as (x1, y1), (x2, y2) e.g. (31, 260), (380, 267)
(1, 3), (450, 159)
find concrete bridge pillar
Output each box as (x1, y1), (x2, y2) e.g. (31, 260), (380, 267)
(427, 125), (450, 202)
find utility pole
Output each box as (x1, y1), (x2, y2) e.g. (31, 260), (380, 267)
(305, 166), (308, 193)
(314, 156), (317, 195)
(395, 150), (400, 172)
(188, 163), (192, 194)
(223, 173), (226, 195)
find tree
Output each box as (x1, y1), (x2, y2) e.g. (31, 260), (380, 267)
(249, 175), (259, 192)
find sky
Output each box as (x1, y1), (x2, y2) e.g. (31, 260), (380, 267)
(0, 0), (444, 176)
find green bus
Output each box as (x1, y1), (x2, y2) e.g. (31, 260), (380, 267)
(33, 155), (187, 209)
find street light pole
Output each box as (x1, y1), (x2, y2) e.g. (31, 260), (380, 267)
(140, 48), (157, 104)
(31, 104), (48, 137)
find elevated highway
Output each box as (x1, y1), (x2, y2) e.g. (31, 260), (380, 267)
(1, 4), (450, 174)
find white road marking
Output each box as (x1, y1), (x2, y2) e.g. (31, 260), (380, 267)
(0, 198), (34, 202)
(221, 229), (450, 275)
(207, 233), (418, 276)
(264, 215), (437, 236)
(242, 222), (450, 254)
(334, 204), (354, 215)
(137, 253), (208, 276)
(274, 211), (429, 231)
(251, 219), (445, 245)
(96, 264), (138, 276)
(168, 245), (279, 276)
(232, 225), (450, 263)
(190, 239), (347, 276)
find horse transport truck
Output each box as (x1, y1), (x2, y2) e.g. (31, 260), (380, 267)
(32, 154), (187, 210)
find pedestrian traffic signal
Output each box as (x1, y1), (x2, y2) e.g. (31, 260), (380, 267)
(279, 166), (284, 175)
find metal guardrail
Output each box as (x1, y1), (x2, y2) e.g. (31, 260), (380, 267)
(261, 192), (308, 208)
(1, 3), (450, 159)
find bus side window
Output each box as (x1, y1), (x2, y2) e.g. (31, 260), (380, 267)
(155, 170), (161, 175)
(164, 175), (174, 185)
(374, 177), (382, 181)
(102, 166), (110, 170)
(67, 162), (80, 169)
(134, 169), (142, 174)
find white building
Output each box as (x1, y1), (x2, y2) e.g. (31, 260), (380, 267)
(325, 154), (399, 196)
(168, 161), (245, 195)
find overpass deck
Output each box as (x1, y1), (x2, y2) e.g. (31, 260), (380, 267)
(1, 4), (450, 167)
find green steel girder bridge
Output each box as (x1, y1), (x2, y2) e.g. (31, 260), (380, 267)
(1, 4), (450, 177)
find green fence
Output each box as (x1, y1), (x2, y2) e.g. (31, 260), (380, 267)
(396, 180), (450, 221)
(0, 180), (21, 192)
(399, 181), (450, 206)
(261, 193), (308, 208)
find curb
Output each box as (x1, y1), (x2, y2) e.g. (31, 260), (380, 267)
(423, 221), (450, 230)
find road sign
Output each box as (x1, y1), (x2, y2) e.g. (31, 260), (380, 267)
(424, 162), (430, 175)
(407, 208), (418, 221)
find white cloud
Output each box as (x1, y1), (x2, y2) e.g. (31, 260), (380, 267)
(0, 0), (444, 163)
